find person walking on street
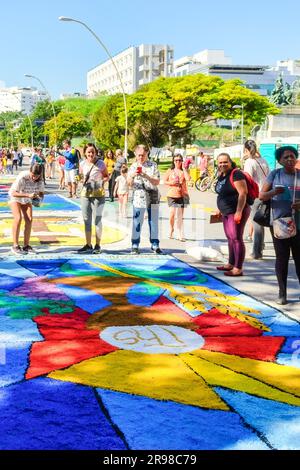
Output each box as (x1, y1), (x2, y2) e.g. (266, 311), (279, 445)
(260, 146), (300, 305)
(31, 148), (46, 184)
(12, 149), (19, 173)
(62, 139), (78, 198)
(243, 139), (270, 259)
(164, 154), (190, 241)
(114, 165), (129, 217)
(198, 151), (208, 178)
(77, 143), (109, 254)
(128, 144), (162, 254)
(104, 150), (116, 201)
(214, 153), (251, 277)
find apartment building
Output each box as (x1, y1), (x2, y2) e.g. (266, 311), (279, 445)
(0, 87), (47, 115)
(174, 50), (300, 97)
(87, 44), (174, 96)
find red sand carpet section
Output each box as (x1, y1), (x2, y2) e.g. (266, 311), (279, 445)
(1, 255), (300, 450)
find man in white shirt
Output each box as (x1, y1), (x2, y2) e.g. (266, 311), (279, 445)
(128, 145), (162, 254)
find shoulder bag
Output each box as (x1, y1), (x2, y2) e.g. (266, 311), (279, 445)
(253, 166), (276, 227)
(273, 171), (297, 239)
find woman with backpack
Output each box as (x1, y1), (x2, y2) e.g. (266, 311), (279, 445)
(213, 153), (251, 277)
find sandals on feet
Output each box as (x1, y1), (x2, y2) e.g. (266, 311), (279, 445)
(216, 265), (233, 271)
(224, 270), (243, 277)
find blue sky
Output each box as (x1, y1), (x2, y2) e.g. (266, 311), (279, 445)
(1, 0), (300, 99)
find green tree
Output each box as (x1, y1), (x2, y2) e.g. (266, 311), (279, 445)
(17, 100), (63, 146)
(44, 111), (91, 147)
(127, 75), (279, 147)
(0, 111), (24, 148)
(92, 94), (125, 149)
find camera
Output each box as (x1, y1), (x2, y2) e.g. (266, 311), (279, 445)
(32, 197), (41, 207)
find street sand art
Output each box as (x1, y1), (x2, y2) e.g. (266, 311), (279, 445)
(1, 255), (300, 450)
(0, 217), (124, 247)
(0, 191), (126, 247)
(0, 193), (81, 213)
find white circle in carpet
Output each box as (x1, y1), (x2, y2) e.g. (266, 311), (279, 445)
(100, 325), (205, 354)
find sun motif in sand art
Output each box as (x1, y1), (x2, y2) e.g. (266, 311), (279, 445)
(2, 255), (300, 450)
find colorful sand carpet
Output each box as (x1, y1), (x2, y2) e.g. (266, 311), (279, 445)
(0, 193), (80, 213)
(0, 217), (125, 247)
(1, 254), (300, 450)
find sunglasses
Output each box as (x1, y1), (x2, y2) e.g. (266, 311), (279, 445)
(174, 159), (183, 162)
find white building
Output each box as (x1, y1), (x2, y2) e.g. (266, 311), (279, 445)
(174, 49), (232, 75)
(174, 50), (300, 97)
(87, 44), (174, 96)
(275, 59), (300, 76)
(0, 87), (47, 115)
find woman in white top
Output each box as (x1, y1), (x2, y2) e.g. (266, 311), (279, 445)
(9, 163), (44, 255)
(77, 143), (109, 254)
(243, 140), (270, 259)
(114, 165), (129, 217)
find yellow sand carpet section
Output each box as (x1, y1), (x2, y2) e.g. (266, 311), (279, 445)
(49, 350), (228, 410)
(0, 218), (125, 246)
(189, 349), (300, 400)
(181, 353), (300, 407)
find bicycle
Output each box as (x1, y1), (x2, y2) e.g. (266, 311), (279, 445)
(195, 168), (219, 192)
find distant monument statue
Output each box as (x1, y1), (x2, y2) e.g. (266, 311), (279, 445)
(270, 75), (289, 106)
(291, 79), (300, 104)
(284, 82), (293, 105)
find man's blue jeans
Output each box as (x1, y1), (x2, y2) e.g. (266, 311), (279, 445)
(131, 204), (160, 248)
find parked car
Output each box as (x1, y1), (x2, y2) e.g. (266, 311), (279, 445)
(21, 147), (32, 157)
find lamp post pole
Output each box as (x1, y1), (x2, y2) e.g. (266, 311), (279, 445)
(58, 16), (128, 158)
(233, 104), (244, 145)
(241, 103), (244, 146)
(24, 74), (58, 150)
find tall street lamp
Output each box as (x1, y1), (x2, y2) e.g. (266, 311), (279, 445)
(58, 16), (128, 158)
(233, 104), (244, 145)
(24, 74), (58, 149)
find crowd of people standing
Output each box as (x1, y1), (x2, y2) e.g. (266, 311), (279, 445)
(6, 140), (300, 305)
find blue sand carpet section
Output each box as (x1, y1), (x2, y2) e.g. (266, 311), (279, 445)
(0, 274), (24, 291)
(96, 389), (268, 450)
(263, 316), (300, 337)
(18, 259), (68, 277)
(47, 259), (120, 279)
(56, 284), (112, 313)
(0, 378), (127, 450)
(0, 315), (43, 343)
(0, 342), (33, 388)
(0, 193), (80, 212)
(0, 261), (36, 279)
(277, 353), (300, 368)
(216, 387), (300, 450)
(127, 282), (164, 307)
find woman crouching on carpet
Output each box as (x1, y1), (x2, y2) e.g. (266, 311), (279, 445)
(214, 153), (250, 276)
(9, 163), (44, 255)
